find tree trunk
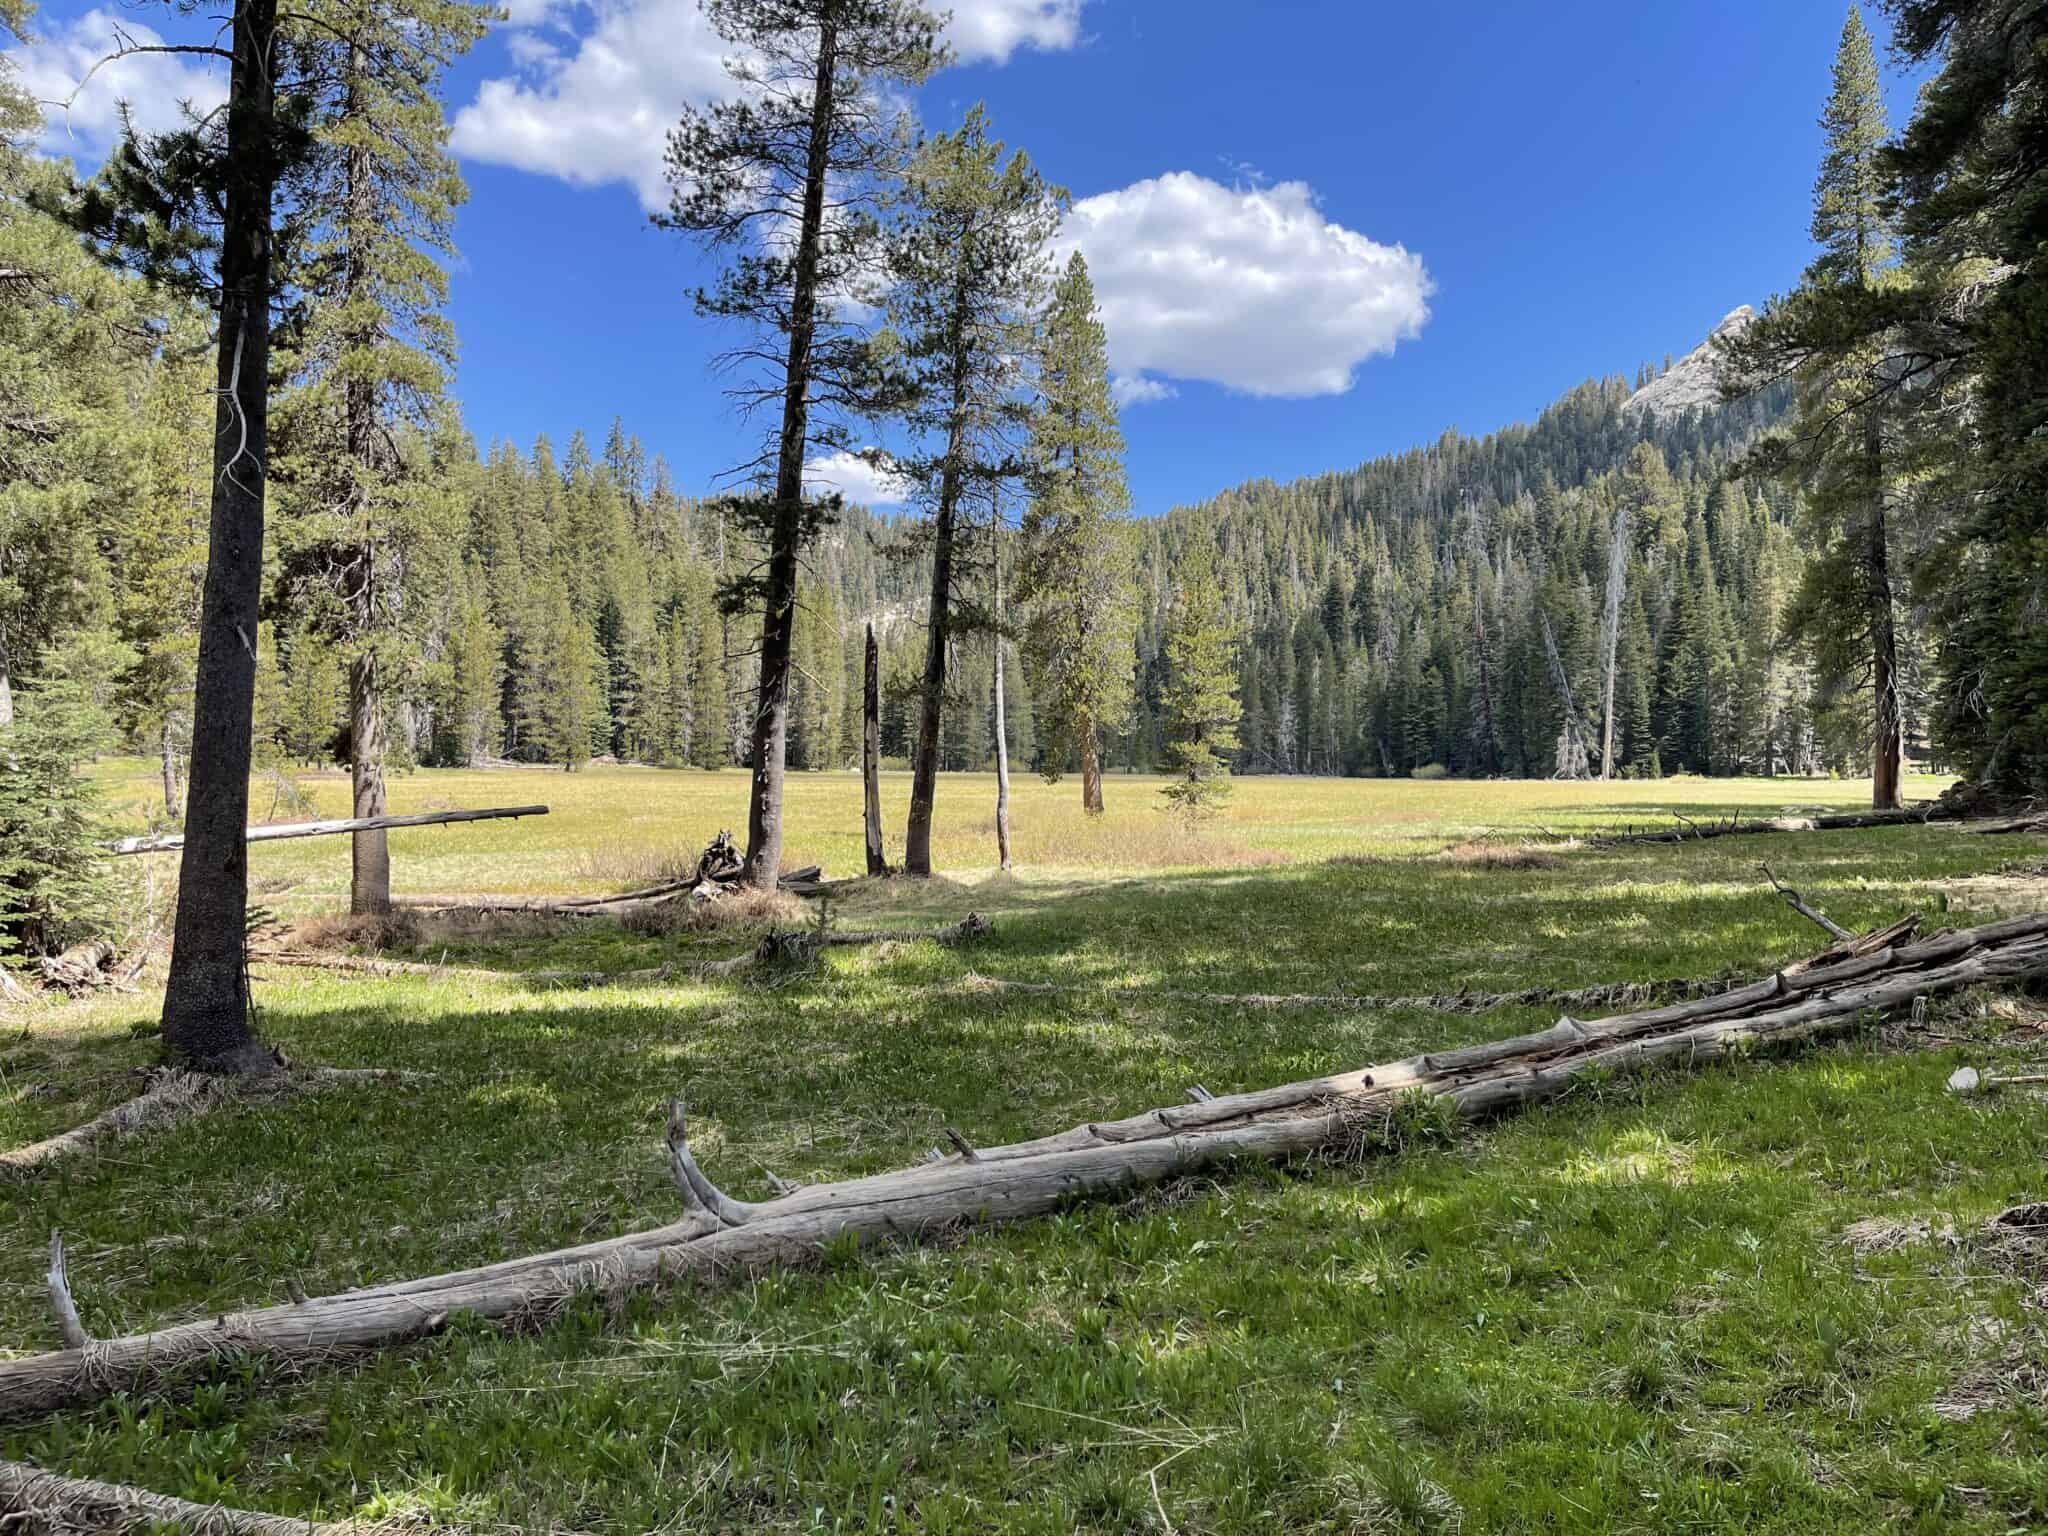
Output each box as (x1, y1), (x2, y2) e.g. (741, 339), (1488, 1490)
(994, 586), (1013, 873)
(742, 16), (837, 892)
(1080, 717), (1104, 815)
(349, 652), (390, 916)
(1598, 505), (1630, 781)
(157, 718), (179, 817)
(0, 633), (12, 727)
(905, 432), (965, 878)
(863, 623), (887, 876)
(1866, 408), (1903, 811)
(159, 0), (279, 1075)
(342, 59), (390, 920)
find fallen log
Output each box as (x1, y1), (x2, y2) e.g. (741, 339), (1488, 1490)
(1, 1066), (424, 1181)
(1600, 806), (1953, 845)
(6, 911), (2044, 1422)
(0, 1458), (405, 1534)
(34, 941), (115, 993)
(108, 805), (549, 857)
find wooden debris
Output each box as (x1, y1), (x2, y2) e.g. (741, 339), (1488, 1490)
(5, 911), (2044, 1422)
(108, 803), (549, 856)
(0, 1458), (407, 1534)
(1, 1065), (421, 1181)
(1600, 806), (1956, 845)
(1760, 863), (1854, 941)
(34, 941), (116, 994)
(43, 1234), (87, 1351)
(696, 913), (993, 980)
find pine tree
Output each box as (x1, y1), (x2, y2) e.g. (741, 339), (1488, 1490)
(1017, 252), (1138, 815)
(1720, 6), (1905, 807)
(658, 0), (942, 886)
(0, 676), (115, 961)
(690, 597), (730, 771)
(886, 107), (1063, 874)
(1159, 528), (1242, 821)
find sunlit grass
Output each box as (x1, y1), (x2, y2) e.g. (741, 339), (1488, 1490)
(5, 768), (2043, 1532)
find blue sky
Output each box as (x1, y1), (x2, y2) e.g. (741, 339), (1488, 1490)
(11, 1), (1919, 515)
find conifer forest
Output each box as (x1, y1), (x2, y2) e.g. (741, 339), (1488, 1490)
(3, 2), (2048, 1532)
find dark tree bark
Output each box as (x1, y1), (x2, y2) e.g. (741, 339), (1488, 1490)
(863, 622), (887, 877)
(159, 0), (281, 1074)
(1866, 409), (1903, 811)
(741, 16), (837, 891)
(1079, 719), (1104, 815)
(904, 413), (965, 877)
(342, 50), (391, 918)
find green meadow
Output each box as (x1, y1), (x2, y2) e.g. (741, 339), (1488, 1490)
(5, 766), (2045, 1533)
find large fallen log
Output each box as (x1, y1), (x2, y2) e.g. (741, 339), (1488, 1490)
(1600, 806), (1961, 845)
(5, 911), (2042, 1422)
(0, 1457), (405, 1534)
(108, 805), (549, 856)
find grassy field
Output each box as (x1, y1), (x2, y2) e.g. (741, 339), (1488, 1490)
(5, 767), (2047, 1533)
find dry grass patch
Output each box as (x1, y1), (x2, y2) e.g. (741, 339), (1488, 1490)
(1435, 840), (1564, 871)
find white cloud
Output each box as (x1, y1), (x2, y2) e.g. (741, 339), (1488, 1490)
(1059, 172), (1432, 401)
(5, 9), (226, 161)
(450, 0), (1088, 211)
(804, 449), (912, 507)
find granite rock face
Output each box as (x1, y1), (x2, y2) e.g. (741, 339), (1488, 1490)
(1622, 305), (1755, 419)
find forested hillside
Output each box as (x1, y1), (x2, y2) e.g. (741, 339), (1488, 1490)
(19, 302), (1890, 801)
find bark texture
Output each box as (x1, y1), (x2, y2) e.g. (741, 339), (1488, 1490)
(6, 911), (2041, 1422)
(349, 653), (391, 916)
(158, 0), (281, 1075)
(742, 16), (837, 893)
(862, 623), (887, 877)
(0, 1458), (403, 1534)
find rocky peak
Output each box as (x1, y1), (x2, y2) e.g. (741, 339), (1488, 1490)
(1621, 305), (1755, 419)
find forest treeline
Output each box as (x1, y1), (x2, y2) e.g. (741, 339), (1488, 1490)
(6, 0), (2048, 1071)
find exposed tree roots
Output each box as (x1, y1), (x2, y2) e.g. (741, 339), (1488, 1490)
(5, 911), (2043, 1422)
(0, 1457), (409, 1534)
(1, 1065), (425, 1181)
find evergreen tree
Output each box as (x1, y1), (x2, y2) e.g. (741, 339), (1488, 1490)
(1159, 529), (1242, 821)
(885, 106), (1063, 874)
(1016, 252), (1138, 814)
(658, 0), (942, 886)
(0, 676), (115, 961)
(1721, 6), (1906, 806)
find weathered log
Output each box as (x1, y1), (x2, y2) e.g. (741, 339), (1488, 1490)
(2, 1066), (423, 1181)
(0, 1071), (228, 1178)
(0, 967), (34, 1008)
(35, 941), (115, 993)
(1761, 863), (1853, 941)
(44, 1234), (87, 1351)
(0, 1457), (404, 1534)
(1599, 805), (1955, 845)
(108, 804), (549, 856)
(5, 912), (2043, 1422)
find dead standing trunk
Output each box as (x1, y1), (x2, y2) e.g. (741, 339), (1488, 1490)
(1865, 407), (1903, 811)
(742, 17), (838, 892)
(862, 623), (887, 876)
(0, 632), (12, 727)
(159, 0), (280, 1075)
(348, 653), (390, 915)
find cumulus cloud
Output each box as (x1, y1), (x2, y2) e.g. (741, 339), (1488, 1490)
(5, 9), (225, 160)
(804, 449), (911, 507)
(451, 0), (1087, 211)
(1059, 172), (1432, 401)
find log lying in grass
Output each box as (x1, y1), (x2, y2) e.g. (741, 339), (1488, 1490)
(1596, 804), (2048, 845)
(0, 1458), (402, 1534)
(1, 1066), (424, 1181)
(5, 911), (2043, 1422)
(107, 804), (549, 856)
